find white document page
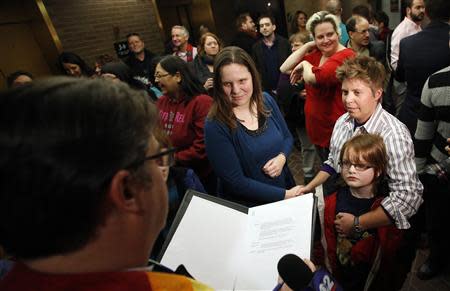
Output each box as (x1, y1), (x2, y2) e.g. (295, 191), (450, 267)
(235, 194), (314, 290)
(160, 195), (248, 290)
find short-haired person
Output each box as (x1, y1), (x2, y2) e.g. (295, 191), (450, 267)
(252, 14), (291, 93)
(125, 32), (157, 87)
(345, 15), (385, 63)
(390, 0), (425, 71)
(231, 13), (258, 55)
(325, 0), (349, 45)
(172, 25), (197, 63)
(191, 32), (222, 94)
(395, 0), (450, 136)
(154, 55), (215, 194)
(280, 11), (355, 162)
(321, 134), (404, 291)
(351, 4), (378, 42)
(373, 11), (391, 43)
(58, 52), (94, 77)
(299, 56), (423, 270)
(205, 47), (301, 206)
(414, 65), (450, 279)
(6, 70), (33, 88)
(0, 77), (212, 291)
(100, 61), (161, 100)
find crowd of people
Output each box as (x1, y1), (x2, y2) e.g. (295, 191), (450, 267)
(1, 0), (449, 290)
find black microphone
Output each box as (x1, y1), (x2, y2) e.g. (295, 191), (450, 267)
(277, 254), (314, 291)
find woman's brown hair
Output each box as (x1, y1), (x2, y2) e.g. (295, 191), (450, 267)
(208, 46), (269, 130)
(198, 32), (222, 57)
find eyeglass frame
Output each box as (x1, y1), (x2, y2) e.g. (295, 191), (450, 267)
(126, 147), (177, 169)
(339, 160), (373, 171)
(154, 73), (171, 79)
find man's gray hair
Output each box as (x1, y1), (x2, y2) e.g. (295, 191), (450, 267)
(172, 25), (190, 38)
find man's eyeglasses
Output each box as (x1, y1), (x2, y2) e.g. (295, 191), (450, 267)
(127, 147), (176, 169)
(340, 160), (373, 171)
(145, 147), (176, 167)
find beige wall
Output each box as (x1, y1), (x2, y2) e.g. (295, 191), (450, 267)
(0, 0), (57, 89)
(43, 0), (165, 67)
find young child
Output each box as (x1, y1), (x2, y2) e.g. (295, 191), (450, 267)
(321, 134), (403, 291)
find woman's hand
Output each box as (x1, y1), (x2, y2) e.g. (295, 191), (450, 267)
(304, 41), (316, 53)
(284, 185), (302, 199)
(263, 153), (286, 178)
(290, 61), (304, 85)
(203, 78), (214, 90)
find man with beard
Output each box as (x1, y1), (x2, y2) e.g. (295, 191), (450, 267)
(231, 13), (259, 55)
(345, 15), (385, 63)
(171, 25), (197, 63)
(125, 33), (156, 87)
(252, 15), (291, 94)
(389, 0), (425, 116)
(390, 0), (425, 71)
(396, 0), (449, 137)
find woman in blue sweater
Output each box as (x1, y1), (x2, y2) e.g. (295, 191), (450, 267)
(204, 46), (301, 206)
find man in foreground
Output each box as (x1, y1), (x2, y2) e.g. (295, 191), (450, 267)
(0, 78), (211, 291)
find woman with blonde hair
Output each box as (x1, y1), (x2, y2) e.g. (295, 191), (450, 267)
(281, 11), (355, 162)
(205, 47), (301, 206)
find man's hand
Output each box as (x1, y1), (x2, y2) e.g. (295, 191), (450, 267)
(263, 153), (286, 178)
(334, 212), (355, 237)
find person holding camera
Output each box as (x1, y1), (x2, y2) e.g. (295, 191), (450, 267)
(414, 65), (450, 280)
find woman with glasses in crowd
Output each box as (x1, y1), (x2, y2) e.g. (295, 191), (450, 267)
(154, 55), (215, 194)
(205, 47), (301, 207)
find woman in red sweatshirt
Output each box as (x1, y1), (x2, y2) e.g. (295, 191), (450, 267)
(155, 55), (215, 194)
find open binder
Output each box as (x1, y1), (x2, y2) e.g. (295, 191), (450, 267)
(158, 190), (317, 290)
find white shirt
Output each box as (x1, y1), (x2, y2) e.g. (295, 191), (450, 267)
(325, 104), (423, 229)
(390, 17), (422, 70)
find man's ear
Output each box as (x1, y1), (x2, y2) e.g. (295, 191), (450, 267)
(348, 31), (355, 40)
(374, 87), (383, 102)
(406, 7), (411, 17)
(108, 169), (140, 212)
(273, 24), (277, 31)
